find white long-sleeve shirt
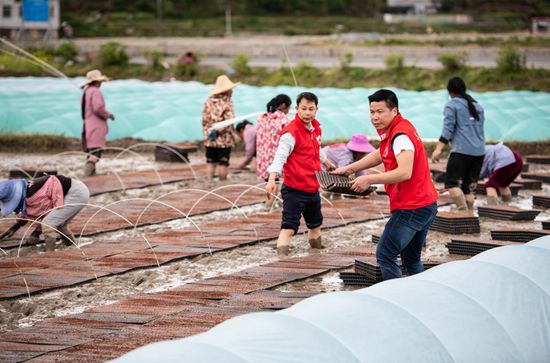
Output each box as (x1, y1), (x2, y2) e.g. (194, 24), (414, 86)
(266, 124), (326, 176)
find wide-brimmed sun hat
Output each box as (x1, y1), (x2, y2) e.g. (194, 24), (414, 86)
(0, 179), (27, 217)
(81, 69), (111, 88)
(347, 134), (375, 153)
(210, 75), (240, 95)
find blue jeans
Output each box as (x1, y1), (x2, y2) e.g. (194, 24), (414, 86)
(376, 202), (438, 280)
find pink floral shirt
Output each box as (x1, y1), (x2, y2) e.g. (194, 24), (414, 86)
(202, 94), (236, 148)
(256, 110), (290, 179)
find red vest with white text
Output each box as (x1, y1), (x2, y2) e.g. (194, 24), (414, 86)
(378, 113), (438, 212)
(281, 116), (322, 193)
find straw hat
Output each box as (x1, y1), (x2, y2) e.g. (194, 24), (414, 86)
(210, 75), (240, 95)
(81, 69), (111, 88)
(346, 134), (375, 153)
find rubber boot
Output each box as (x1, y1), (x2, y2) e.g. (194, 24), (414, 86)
(58, 224), (76, 246)
(83, 161), (95, 177)
(26, 230), (42, 245)
(308, 236), (324, 249)
(466, 199), (475, 211)
(42, 230), (57, 251)
(501, 193), (512, 204)
(486, 195), (499, 205)
(277, 245), (290, 257)
(452, 194), (468, 211)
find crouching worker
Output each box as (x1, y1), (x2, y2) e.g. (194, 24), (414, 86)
(265, 92), (334, 257)
(480, 143), (523, 205)
(0, 175), (90, 251)
(333, 89), (438, 280)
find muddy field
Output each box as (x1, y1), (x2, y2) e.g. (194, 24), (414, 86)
(0, 151), (548, 334)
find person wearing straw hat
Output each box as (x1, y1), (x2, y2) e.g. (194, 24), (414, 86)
(81, 69), (115, 177)
(202, 75), (240, 181)
(322, 134), (375, 177)
(0, 175), (90, 251)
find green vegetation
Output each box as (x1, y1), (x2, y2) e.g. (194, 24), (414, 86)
(58, 0), (549, 37)
(496, 45), (527, 73)
(230, 54), (252, 76)
(2, 47), (550, 92)
(437, 51), (468, 72)
(384, 54), (405, 71)
(98, 42), (129, 67)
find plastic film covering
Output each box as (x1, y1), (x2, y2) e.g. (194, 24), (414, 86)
(112, 235), (550, 363)
(1, 78), (550, 142)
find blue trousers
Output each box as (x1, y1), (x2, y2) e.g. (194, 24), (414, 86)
(376, 202), (438, 280)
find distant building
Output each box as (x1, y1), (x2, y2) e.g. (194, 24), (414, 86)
(532, 17), (550, 34)
(0, 0), (60, 40)
(385, 0), (439, 15)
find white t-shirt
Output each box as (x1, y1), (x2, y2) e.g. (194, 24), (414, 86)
(392, 134), (415, 155)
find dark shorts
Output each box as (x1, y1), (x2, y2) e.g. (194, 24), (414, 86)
(485, 151), (523, 190)
(86, 148), (103, 159)
(205, 147), (231, 166)
(281, 184), (323, 234)
(445, 152), (484, 194)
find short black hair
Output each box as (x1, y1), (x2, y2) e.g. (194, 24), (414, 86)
(296, 92), (318, 106)
(368, 89), (398, 111)
(235, 120), (252, 133)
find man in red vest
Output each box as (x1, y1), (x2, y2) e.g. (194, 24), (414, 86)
(334, 89), (438, 280)
(265, 92), (334, 257)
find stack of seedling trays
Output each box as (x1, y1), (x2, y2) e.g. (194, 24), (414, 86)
(490, 228), (550, 243)
(478, 205), (541, 221)
(341, 257), (447, 286)
(475, 182), (521, 196)
(339, 269), (378, 287)
(430, 211), (480, 234)
(371, 234), (381, 244)
(533, 195), (550, 208)
(542, 221), (550, 230)
(522, 172), (550, 183)
(446, 238), (521, 256)
(513, 177), (542, 190)
(315, 171), (376, 196)
(526, 154), (550, 164)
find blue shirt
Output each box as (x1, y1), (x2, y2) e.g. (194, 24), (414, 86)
(479, 144), (516, 179)
(440, 97), (485, 156)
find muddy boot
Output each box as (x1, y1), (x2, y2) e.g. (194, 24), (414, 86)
(83, 162), (95, 177)
(466, 199), (475, 211)
(42, 231), (57, 252)
(501, 193), (512, 204)
(486, 196), (499, 206)
(26, 230), (42, 245)
(452, 194), (468, 211)
(277, 245), (290, 257)
(308, 236), (324, 249)
(58, 224), (76, 246)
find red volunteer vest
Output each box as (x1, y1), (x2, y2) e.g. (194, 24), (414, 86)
(281, 116), (322, 193)
(378, 113), (438, 212)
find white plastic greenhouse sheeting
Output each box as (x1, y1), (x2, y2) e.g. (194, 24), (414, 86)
(112, 235), (550, 363)
(1, 77), (550, 142)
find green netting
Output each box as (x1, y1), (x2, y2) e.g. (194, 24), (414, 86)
(1, 77), (549, 142)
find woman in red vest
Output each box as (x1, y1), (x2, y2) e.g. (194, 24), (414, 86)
(265, 92), (334, 257)
(334, 89), (438, 280)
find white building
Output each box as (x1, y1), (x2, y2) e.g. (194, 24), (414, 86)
(386, 0), (439, 14)
(0, 0), (60, 40)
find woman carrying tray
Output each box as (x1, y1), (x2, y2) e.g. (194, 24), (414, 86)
(333, 89), (438, 280)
